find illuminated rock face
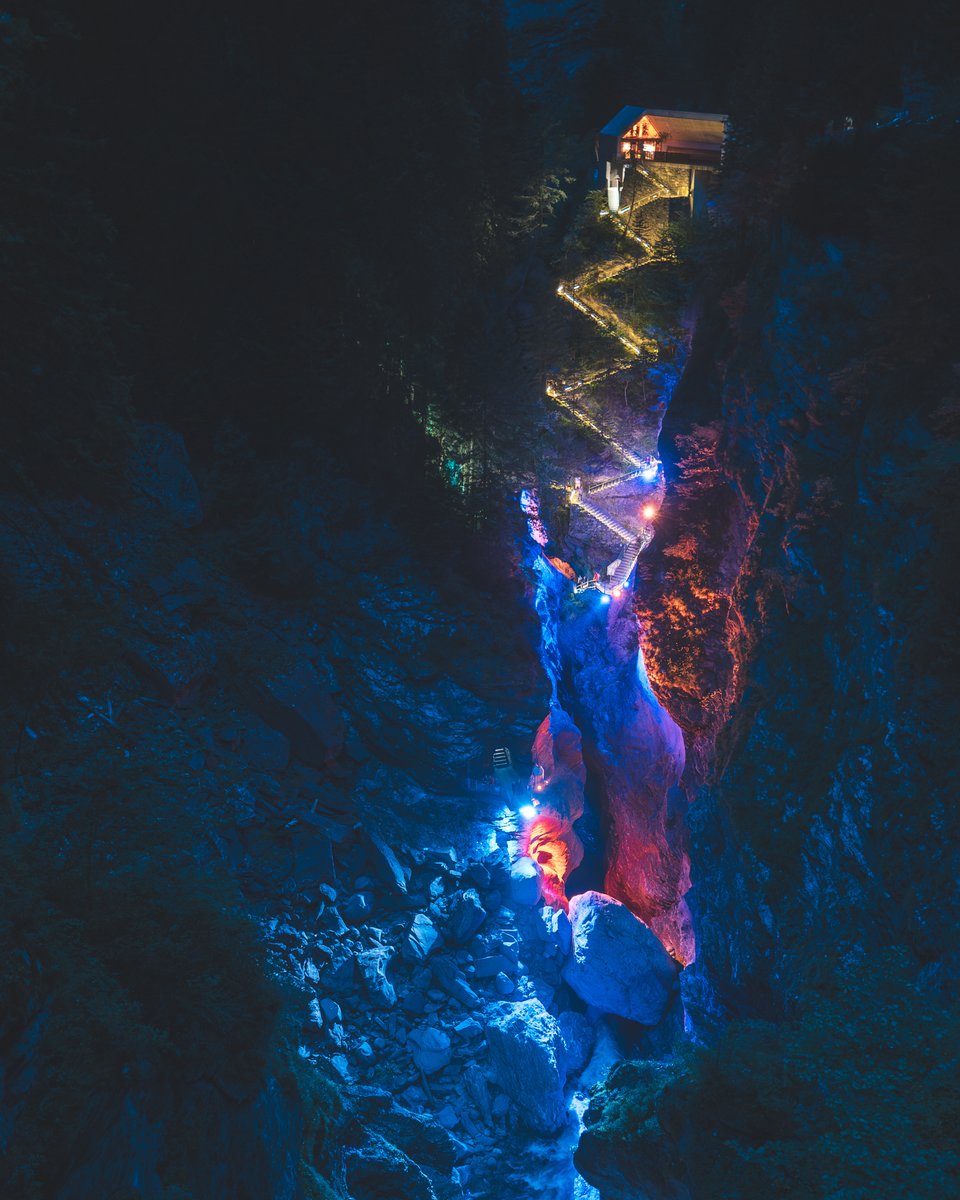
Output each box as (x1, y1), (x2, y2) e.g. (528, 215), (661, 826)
(563, 891), (678, 1024)
(595, 647), (694, 963)
(525, 707), (587, 904)
(531, 707), (587, 826)
(485, 999), (568, 1135)
(529, 544), (693, 955)
(557, 592), (694, 962)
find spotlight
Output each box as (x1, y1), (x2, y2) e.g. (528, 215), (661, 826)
(519, 804), (537, 820)
(642, 504), (656, 520)
(601, 594), (612, 605)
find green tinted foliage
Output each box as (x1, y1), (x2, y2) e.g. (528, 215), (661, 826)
(596, 951), (960, 1200)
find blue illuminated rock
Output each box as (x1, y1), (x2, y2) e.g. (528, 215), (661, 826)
(563, 892), (677, 1024)
(408, 1027), (452, 1075)
(558, 1011), (594, 1073)
(508, 857), (543, 907)
(343, 892), (374, 923)
(431, 956), (479, 1007)
(364, 831), (408, 895)
(472, 954), (512, 979)
(404, 913), (440, 961)
(447, 889), (487, 944)
(344, 1133), (435, 1200)
(485, 999), (567, 1135)
(357, 944), (396, 1010)
(543, 907), (572, 955)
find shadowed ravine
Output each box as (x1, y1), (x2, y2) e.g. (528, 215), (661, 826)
(506, 189), (698, 1192)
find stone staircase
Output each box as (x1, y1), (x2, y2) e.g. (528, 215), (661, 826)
(587, 466), (650, 494)
(572, 493), (636, 544)
(607, 530), (652, 592)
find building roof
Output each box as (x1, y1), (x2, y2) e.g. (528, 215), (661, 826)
(600, 106), (727, 148)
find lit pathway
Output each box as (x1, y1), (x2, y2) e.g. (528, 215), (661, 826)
(545, 383), (646, 468)
(542, 172), (682, 593)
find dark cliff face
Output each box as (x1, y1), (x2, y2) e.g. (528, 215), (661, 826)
(662, 179), (960, 1024)
(0, 435), (548, 1197)
(577, 116), (960, 1199)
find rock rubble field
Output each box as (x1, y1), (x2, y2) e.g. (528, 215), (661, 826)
(270, 824), (680, 1198)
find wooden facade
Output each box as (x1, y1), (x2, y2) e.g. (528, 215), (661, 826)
(598, 107), (727, 169)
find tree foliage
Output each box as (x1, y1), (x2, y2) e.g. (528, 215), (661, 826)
(583, 950), (960, 1200)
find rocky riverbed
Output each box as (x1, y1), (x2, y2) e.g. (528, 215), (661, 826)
(268, 809), (681, 1199)
(0, 412), (690, 1199)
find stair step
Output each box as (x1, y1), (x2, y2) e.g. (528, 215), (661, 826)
(574, 495), (636, 543)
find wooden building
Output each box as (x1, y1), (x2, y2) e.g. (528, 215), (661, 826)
(597, 106), (727, 213)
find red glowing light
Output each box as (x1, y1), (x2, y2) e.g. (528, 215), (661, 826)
(642, 504), (656, 520)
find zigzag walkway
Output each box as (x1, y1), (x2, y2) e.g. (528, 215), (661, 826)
(544, 173), (678, 595)
(587, 465), (652, 494)
(571, 492), (636, 543)
(609, 531), (653, 591)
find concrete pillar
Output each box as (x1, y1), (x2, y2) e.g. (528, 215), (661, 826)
(605, 161), (621, 213)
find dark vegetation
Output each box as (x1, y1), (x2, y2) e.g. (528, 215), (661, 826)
(581, 949), (960, 1199)
(1, 1), (543, 509)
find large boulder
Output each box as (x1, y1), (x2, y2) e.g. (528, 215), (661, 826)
(431, 957), (479, 1008)
(508, 857), (543, 907)
(362, 1104), (467, 1195)
(485, 999), (567, 1135)
(404, 913), (440, 962)
(344, 1132), (438, 1200)
(558, 1011), (595, 1074)
(408, 1027), (452, 1076)
(563, 892), (677, 1024)
(363, 831), (408, 895)
(446, 889), (486, 944)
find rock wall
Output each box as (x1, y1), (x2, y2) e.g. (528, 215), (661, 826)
(529, 554), (693, 959)
(0, 430), (551, 1198)
(576, 151), (960, 1195)
(636, 220), (960, 1022)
